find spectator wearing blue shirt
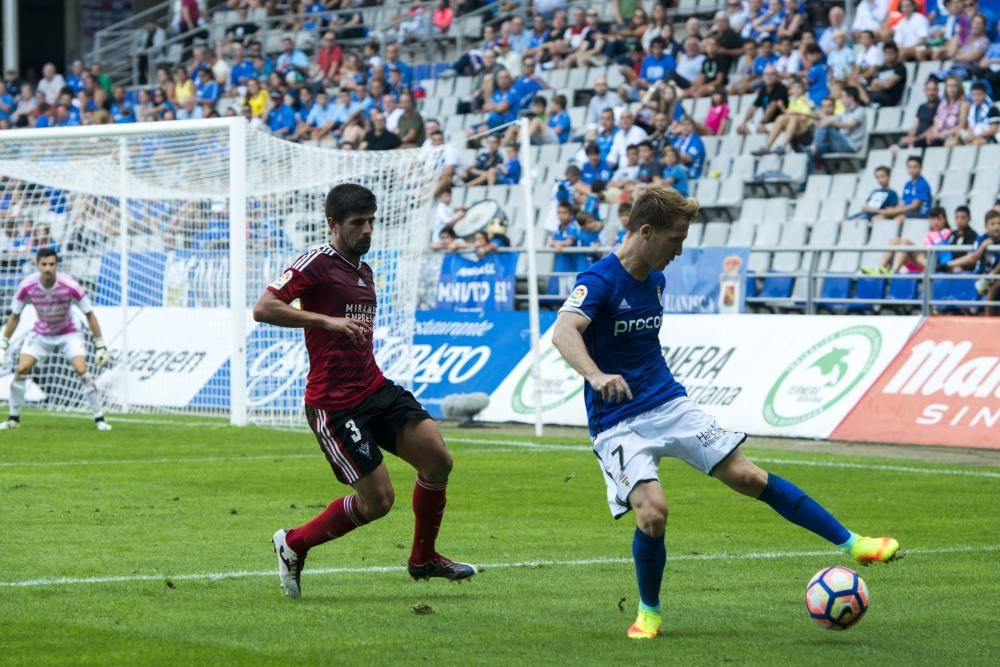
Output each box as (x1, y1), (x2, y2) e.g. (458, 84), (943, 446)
(528, 94), (571, 144)
(306, 90), (338, 142)
(804, 44), (830, 107)
(672, 116), (706, 179)
(462, 134), (504, 186)
(330, 87), (365, 128)
(230, 45), (259, 89)
(581, 142), (615, 186)
(660, 146), (690, 196)
(494, 143), (522, 185)
(576, 213), (605, 267)
(513, 56), (548, 110)
(549, 201), (583, 296)
(386, 67), (408, 99)
(65, 60), (86, 94)
(303, 1), (327, 31)
(276, 37), (309, 76)
(195, 68), (220, 104)
(593, 109), (620, 162)
(889, 156), (934, 220)
(635, 141), (660, 185)
(107, 85), (135, 123)
(481, 69), (521, 130)
(943, 209), (1000, 312)
(268, 93), (298, 139)
(639, 37), (677, 88)
(383, 43), (413, 88)
(752, 39), (779, 79)
(0, 81), (13, 126)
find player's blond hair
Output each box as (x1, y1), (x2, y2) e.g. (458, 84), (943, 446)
(628, 185), (700, 233)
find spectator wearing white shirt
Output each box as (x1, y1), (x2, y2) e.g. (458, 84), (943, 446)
(818, 6), (848, 55)
(675, 36), (706, 90)
(828, 30), (855, 81)
(609, 144), (641, 187)
(725, 0), (749, 33)
(383, 95), (403, 133)
(851, 30), (885, 85)
(852, 0), (890, 39)
(891, 0), (930, 61)
(37, 64), (66, 105)
(774, 36), (802, 79)
(606, 109), (648, 168)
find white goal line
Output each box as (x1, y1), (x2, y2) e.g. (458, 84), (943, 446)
(1, 544), (996, 589)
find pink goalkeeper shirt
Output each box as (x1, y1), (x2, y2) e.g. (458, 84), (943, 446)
(10, 272), (92, 336)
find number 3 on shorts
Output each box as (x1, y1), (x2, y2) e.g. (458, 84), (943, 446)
(345, 419), (362, 443)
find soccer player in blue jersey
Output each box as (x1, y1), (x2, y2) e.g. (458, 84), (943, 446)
(551, 186), (902, 640)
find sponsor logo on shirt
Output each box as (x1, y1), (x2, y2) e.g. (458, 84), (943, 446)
(269, 270), (293, 290)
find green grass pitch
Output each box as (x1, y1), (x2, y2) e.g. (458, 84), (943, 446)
(1, 412), (998, 666)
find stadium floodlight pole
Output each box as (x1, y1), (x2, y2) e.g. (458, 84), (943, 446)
(228, 119), (249, 426)
(518, 116), (545, 437)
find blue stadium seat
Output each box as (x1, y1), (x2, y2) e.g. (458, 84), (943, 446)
(760, 274), (795, 298)
(819, 275), (852, 308)
(933, 273), (981, 311)
(888, 274), (921, 302)
(849, 277), (886, 312)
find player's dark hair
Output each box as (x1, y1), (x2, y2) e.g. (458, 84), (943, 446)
(36, 247), (58, 262)
(325, 183), (377, 223)
(628, 185), (699, 233)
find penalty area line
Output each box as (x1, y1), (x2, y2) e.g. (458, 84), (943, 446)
(2, 544), (998, 589)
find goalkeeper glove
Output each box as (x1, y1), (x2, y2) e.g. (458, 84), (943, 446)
(0, 337), (7, 367)
(94, 337), (110, 369)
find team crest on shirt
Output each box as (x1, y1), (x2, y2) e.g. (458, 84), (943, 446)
(656, 286), (663, 303)
(564, 285), (588, 308)
(269, 270), (293, 290)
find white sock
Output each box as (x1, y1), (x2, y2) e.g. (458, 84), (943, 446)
(9, 373), (26, 418)
(79, 372), (103, 419)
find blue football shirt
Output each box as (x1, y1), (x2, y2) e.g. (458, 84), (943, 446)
(560, 254), (687, 436)
(902, 176), (932, 218)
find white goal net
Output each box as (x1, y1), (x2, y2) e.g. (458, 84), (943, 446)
(0, 119), (441, 427)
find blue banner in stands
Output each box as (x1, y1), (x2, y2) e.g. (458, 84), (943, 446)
(662, 247), (751, 314)
(435, 253), (519, 312)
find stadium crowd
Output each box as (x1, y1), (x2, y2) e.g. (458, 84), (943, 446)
(1, 0), (999, 311)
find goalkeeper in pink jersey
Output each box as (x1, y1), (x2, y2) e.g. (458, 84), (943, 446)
(0, 248), (112, 430)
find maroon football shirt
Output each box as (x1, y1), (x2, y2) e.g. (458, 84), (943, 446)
(267, 244), (385, 411)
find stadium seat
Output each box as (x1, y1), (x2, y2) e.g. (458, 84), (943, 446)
(718, 134), (743, 159)
(792, 194), (821, 225)
(707, 155), (732, 179)
(713, 176), (745, 212)
(901, 217), (929, 243)
(764, 197), (791, 223)
(749, 221), (781, 273)
(702, 136), (721, 160)
(871, 107), (903, 143)
(888, 273), (921, 303)
(807, 220), (840, 275)
(804, 174), (832, 200)
(728, 220), (756, 247)
(731, 154), (757, 182)
(739, 198), (768, 225)
(818, 197), (848, 223)
(975, 143), (1000, 169)
(923, 145), (950, 170)
(829, 173), (858, 202)
(701, 221), (731, 246)
(973, 168), (1000, 196)
(743, 133), (766, 155)
(687, 221), (705, 247)
(762, 223), (807, 299)
(939, 171), (971, 198)
(697, 178), (720, 206)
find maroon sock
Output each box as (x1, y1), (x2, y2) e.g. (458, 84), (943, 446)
(410, 477), (448, 565)
(286, 495), (368, 555)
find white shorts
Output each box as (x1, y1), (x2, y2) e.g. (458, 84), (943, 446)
(593, 396), (747, 519)
(21, 332), (87, 363)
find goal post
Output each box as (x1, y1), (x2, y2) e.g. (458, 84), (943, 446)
(0, 118), (442, 427)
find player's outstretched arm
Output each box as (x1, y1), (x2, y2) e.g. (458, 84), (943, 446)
(552, 311), (633, 404)
(252, 290), (367, 345)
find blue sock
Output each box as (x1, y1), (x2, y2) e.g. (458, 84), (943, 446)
(757, 473), (851, 546)
(632, 527), (665, 613)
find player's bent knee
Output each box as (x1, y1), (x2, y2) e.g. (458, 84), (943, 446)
(357, 488), (395, 521)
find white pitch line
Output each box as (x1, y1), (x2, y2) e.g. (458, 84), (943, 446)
(2, 437), (1000, 480)
(2, 544), (997, 589)
(448, 437), (1000, 480)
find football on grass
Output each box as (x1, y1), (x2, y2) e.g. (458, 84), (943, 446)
(805, 566), (869, 630)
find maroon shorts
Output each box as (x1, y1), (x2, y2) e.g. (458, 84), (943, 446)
(304, 381), (431, 485)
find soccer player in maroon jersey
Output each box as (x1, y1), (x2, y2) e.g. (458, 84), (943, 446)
(253, 183), (476, 598)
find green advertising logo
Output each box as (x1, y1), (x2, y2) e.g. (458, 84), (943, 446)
(763, 326), (881, 427)
(511, 347), (584, 414)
